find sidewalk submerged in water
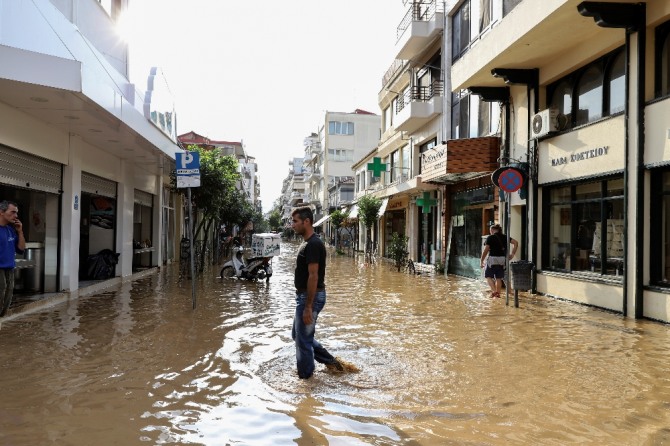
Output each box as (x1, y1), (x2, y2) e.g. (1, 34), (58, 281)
(1, 267), (159, 322)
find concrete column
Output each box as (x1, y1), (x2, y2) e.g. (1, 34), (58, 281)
(152, 176), (163, 267)
(116, 160), (134, 277)
(60, 135), (81, 292)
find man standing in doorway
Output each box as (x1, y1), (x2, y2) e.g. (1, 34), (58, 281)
(0, 201), (25, 316)
(291, 206), (344, 379)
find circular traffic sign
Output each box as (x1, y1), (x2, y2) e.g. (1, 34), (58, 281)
(498, 168), (524, 193)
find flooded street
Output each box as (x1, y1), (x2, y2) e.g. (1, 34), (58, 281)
(3, 241), (670, 445)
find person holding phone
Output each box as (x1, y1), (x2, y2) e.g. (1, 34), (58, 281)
(0, 201), (25, 316)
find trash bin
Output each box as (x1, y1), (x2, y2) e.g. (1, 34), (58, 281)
(23, 242), (44, 293)
(510, 260), (534, 291)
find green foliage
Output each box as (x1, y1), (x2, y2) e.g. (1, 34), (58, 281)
(434, 259), (445, 274)
(357, 195), (382, 230)
(388, 232), (409, 272)
(170, 145), (240, 222)
(329, 209), (346, 229)
(267, 209), (282, 231)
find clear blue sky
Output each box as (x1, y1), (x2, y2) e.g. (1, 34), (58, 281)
(123, 0), (407, 213)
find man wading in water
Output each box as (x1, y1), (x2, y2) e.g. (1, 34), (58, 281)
(291, 206), (348, 379)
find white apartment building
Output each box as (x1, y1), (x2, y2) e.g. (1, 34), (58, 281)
(0, 0), (180, 304)
(280, 157), (307, 227)
(354, 0), (445, 264)
(304, 110), (381, 225)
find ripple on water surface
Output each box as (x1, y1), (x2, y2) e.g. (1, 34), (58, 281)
(3, 241), (670, 444)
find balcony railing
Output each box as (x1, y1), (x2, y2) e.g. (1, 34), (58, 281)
(396, 80), (444, 113)
(396, 0), (443, 41)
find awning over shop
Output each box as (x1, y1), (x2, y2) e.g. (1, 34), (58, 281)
(313, 214), (331, 227)
(348, 204), (359, 219)
(377, 198), (389, 219)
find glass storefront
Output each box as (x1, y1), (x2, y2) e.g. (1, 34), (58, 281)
(448, 186), (495, 278)
(543, 176), (624, 276)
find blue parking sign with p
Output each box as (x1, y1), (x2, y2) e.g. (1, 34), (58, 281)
(176, 151), (201, 188)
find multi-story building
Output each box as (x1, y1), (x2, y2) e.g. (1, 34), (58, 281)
(354, 0), (445, 264)
(279, 157), (308, 228)
(303, 110), (381, 229)
(0, 0), (180, 302)
(450, 0), (670, 321)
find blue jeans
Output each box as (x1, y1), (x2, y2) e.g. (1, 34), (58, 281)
(292, 290), (336, 379)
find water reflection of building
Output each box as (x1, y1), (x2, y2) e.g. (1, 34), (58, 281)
(0, 1), (180, 307)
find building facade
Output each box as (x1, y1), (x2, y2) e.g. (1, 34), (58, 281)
(450, 0), (670, 321)
(0, 0), (180, 303)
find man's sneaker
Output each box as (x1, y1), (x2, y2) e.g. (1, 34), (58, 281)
(325, 359), (345, 373)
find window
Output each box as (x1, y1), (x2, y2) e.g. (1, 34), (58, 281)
(503, 0), (523, 17)
(544, 177), (624, 276)
(383, 106), (392, 132)
(452, 2), (470, 60)
(655, 21), (670, 98)
(401, 145), (411, 179)
(576, 66), (604, 126)
(650, 170), (670, 285)
(608, 51), (626, 114)
(418, 138), (437, 174)
(328, 149), (353, 162)
(390, 150), (400, 182)
(328, 121), (354, 135)
(452, 0), (495, 61)
(548, 48), (624, 130)
(451, 90), (501, 139)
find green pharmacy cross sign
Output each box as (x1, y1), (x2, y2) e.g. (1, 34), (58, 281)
(416, 192), (437, 214)
(367, 157), (387, 178)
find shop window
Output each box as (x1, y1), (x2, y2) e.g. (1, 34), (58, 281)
(655, 21), (670, 98)
(544, 177), (624, 276)
(548, 47), (624, 130)
(650, 170), (670, 285)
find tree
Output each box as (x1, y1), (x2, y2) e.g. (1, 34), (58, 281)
(388, 232), (409, 272)
(267, 209), (282, 231)
(357, 195), (382, 262)
(171, 145), (241, 272)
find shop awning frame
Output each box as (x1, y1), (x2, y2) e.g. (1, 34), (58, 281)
(313, 214), (331, 227)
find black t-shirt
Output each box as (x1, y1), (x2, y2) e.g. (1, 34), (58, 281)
(485, 233), (507, 257)
(294, 233), (326, 290)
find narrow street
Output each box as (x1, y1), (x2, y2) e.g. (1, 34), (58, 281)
(2, 241), (670, 445)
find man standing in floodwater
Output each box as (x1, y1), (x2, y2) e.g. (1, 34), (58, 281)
(291, 206), (344, 379)
(0, 200), (25, 316)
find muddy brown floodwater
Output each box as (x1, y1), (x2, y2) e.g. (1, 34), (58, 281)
(2, 240), (670, 445)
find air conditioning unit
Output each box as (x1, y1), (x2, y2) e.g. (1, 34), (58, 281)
(531, 108), (559, 139)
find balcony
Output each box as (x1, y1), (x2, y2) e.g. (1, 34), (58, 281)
(395, 0), (444, 61)
(305, 167), (322, 182)
(395, 81), (443, 133)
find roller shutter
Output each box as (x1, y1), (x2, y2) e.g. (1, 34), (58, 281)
(134, 189), (153, 207)
(81, 172), (117, 198)
(0, 145), (62, 193)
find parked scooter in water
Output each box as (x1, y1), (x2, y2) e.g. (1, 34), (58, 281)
(220, 242), (272, 282)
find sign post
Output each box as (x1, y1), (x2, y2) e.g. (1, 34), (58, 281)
(491, 166), (525, 307)
(176, 151), (201, 309)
